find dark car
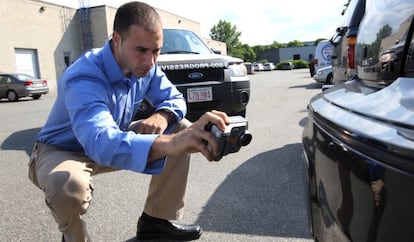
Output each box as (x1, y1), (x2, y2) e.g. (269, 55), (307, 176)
(0, 73), (49, 101)
(302, 1), (414, 241)
(134, 28), (250, 122)
(330, 0), (365, 84)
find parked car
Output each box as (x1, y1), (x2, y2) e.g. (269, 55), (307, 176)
(134, 28), (250, 122)
(330, 0), (366, 84)
(263, 62), (275, 71)
(243, 62), (255, 74)
(312, 65), (333, 84)
(0, 73), (48, 101)
(278, 61), (294, 70)
(302, 1), (414, 241)
(253, 63), (264, 71)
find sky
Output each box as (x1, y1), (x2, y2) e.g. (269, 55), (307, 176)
(43, 0), (348, 46)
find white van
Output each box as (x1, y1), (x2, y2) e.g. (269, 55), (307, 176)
(314, 40), (334, 72)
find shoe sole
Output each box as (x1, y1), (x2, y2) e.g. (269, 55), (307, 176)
(137, 232), (202, 241)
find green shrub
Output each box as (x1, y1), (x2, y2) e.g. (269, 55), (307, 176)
(292, 59), (308, 69)
(276, 59), (309, 69)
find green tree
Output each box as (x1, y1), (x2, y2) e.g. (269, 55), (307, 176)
(209, 19), (331, 63)
(235, 44), (256, 62)
(271, 41), (285, 49)
(314, 38), (327, 46)
(210, 20), (242, 57)
(287, 40), (303, 47)
(252, 45), (266, 53)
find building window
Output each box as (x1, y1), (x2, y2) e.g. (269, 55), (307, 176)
(64, 52), (71, 68)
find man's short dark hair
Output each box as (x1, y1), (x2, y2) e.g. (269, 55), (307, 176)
(113, 1), (162, 39)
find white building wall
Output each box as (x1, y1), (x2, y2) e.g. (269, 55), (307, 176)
(279, 46), (316, 62)
(89, 6), (111, 47)
(0, 1), (226, 92)
(0, 0), (81, 91)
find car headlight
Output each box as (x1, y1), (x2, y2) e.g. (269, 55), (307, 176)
(229, 63), (247, 77)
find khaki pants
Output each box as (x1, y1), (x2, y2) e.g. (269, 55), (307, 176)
(28, 120), (191, 242)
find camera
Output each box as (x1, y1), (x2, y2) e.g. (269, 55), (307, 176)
(205, 116), (252, 161)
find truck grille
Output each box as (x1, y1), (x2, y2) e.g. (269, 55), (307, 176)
(164, 68), (224, 84)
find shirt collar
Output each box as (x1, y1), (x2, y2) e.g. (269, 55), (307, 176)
(101, 39), (125, 84)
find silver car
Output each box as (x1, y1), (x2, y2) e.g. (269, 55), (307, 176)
(312, 65), (333, 84)
(0, 73), (49, 101)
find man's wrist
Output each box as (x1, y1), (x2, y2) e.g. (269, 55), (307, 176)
(156, 109), (176, 123)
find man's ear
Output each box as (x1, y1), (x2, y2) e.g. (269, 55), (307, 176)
(112, 31), (121, 45)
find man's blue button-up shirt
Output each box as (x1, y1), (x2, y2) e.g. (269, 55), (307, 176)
(37, 40), (186, 174)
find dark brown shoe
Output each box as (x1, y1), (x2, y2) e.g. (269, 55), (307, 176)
(136, 213), (202, 241)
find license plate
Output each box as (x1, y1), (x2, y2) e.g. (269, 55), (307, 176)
(187, 87), (213, 103)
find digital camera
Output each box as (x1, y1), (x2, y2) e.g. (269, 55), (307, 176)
(205, 116), (252, 161)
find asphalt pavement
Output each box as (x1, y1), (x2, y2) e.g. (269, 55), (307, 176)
(0, 69), (322, 242)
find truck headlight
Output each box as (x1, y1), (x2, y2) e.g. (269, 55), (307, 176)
(228, 63), (247, 77)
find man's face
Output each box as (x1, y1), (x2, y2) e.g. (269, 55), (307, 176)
(113, 25), (163, 77)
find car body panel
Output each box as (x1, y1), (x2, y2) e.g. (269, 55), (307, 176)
(303, 1), (414, 241)
(307, 78), (414, 158)
(303, 100), (414, 241)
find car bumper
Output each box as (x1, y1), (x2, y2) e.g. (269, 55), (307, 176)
(26, 87), (49, 95)
(177, 80), (250, 121)
(313, 74), (328, 83)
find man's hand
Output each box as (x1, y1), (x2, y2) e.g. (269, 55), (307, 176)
(133, 112), (169, 134)
(148, 110), (229, 161)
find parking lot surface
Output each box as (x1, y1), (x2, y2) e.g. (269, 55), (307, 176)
(0, 69), (321, 242)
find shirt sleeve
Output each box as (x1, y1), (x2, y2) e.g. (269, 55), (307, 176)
(145, 66), (187, 121)
(63, 77), (165, 174)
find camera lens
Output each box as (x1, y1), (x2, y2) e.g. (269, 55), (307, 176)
(238, 131), (252, 146)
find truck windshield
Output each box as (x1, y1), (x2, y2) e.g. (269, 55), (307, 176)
(161, 29), (213, 55)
